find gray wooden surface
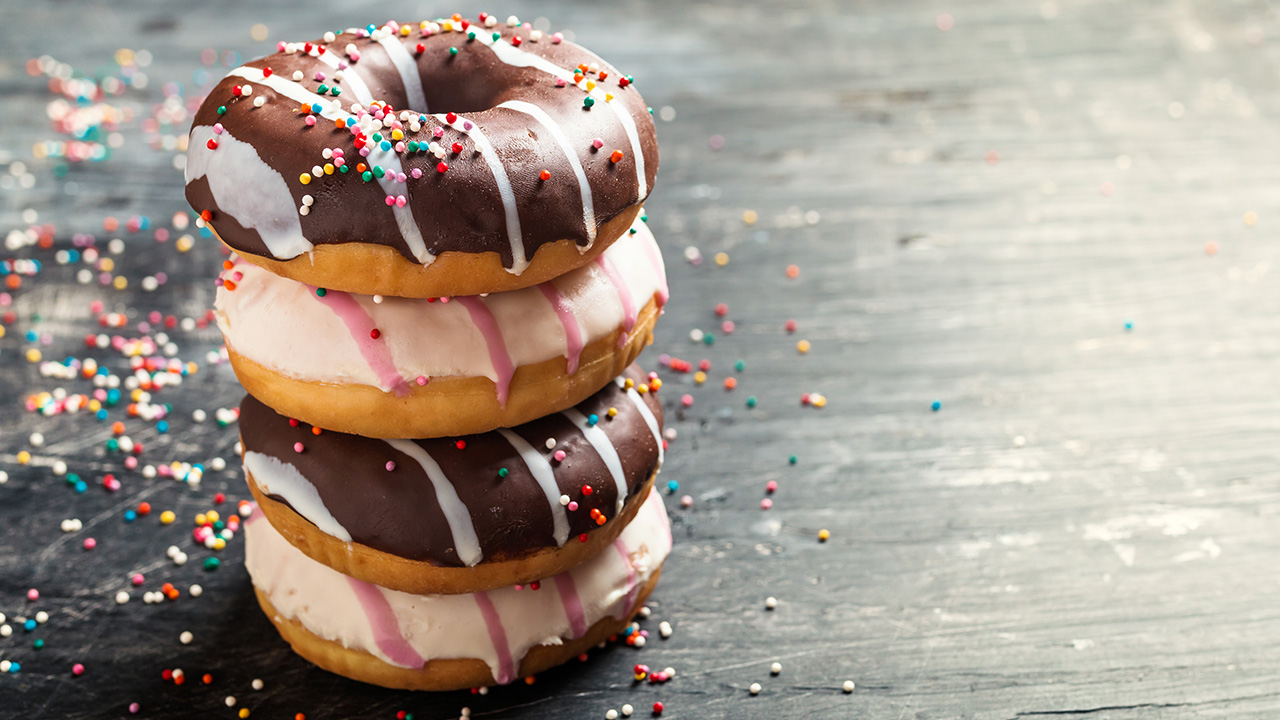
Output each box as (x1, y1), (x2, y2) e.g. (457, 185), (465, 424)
(3, 0), (1280, 718)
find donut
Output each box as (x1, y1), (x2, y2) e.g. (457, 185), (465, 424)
(216, 217), (667, 439)
(245, 487), (671, 691)
(239, 365), (664, 595)
(185, 15), (659, 299)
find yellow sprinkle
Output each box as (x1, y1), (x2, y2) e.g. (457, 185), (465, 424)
(299, 173), (311, 185)
(714, 252), (729, 266)
(175, 235), (194, 252)
(586, 81), (597, 91)
(818, 529), (830, 542)
(1244, 210), (1259, 227)
(99, 258), (115, 272)
(160, 510), (176, 525)
(607, 407), (618, 418)
(323, 163), (335, 175)
(32, 144), (48, 159)
(637, 383), (649, 394)
(812, 394), (827, 408)
(213, 538), (227, 551)
(25, 348), (41, 363)
(207, 510), (220, 523)
(88, 400), (102, 411)
(743, 209), (758, 225)
(442, 21), (454, 31)
(239, 709), (250, 719)
(0, 326), (5, 338)
(605, 93), (614, 102)
(391, 129), (404, 141)
(186, 362), (199, 375)
(195, 513), (207, 526)
(694, 371), (706, 385)
(400, 24), (411, 36)
(17, 451), (31, 464)
(114, 48), (136, 66)
(797, 339), (811, 354)
(650, 378), (662, 390)
(130, 389), (143, 401)
(624, 378), (635, 389)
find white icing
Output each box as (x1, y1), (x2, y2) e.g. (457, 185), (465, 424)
(481, 38), (647, 201)
(437, 113), (525, 272)
(186, 125), (313, 259)
(227, 67), (346, 121)
(245, 488), (671, 679)
(313, 50), (375, 106)
(562, 408), (627, 514)
(497, 100), (596, 243)
(384, 439), (483, 566)
(365, 143), (430, 265)
(497, 429), (570, 546)
(617, 380), (664, 469)
(376, 36), (429, 113)
(243, 451), (351, 541)
(216, 220), (665, 392)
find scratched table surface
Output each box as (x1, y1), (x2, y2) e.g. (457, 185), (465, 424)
(3, 0), (1280, 718)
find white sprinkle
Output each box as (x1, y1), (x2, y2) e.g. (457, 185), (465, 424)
(843, 680), (856, 693)
(192, 409), (207, 424)
(179, 631), (193, 645)
(765, 596), (777, 610)
(299, 206), (310, 217)
(663, 667), (675, 678)
(620, 705), (633, 717)
(241, 84), (252, 96)
(210, 457), (226, 471)
(372, 295), (384, 304)
(0, 471), (7, 484)
(506, 15), (519, 27)
(251, 678), (264, 690)
(166, 545), (180, 558)
(690, 328), (704, 342)
(638, 606), (651, 618)
(659, 621), (672, 638)
(545, 438), (557, 450)
(189, 584), (203, 598)
(253, 96), (266, 108)
(632, 635), (646, 648)
(771, 662), (782, 675)
(28, 432), (44, 447)
(749, 682), (762, 695)
(0, 661), (9, 672)
(173, 552), (188, 566)
(559, 494), (571, 506)
(35, 611), (48, 624)
(0, 625), (11, 638)
(115, 591), (130, 605)
(302, 195), (314, 207)
(606, 711), (618, 720)
(224, 696), (236, 707)
(292, 70), (303, 81)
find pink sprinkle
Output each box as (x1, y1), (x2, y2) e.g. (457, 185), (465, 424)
(27, 588), (39, 601)
(83, 537), (97, 550)
(72, 663), (85, 676)
(334, 157), (345, 167)
(433, 127), (445, 138)
(681, 394), (694, 407)
(715, 303), (729, 316)
(411, 168), (423, 179)
(349, 50), (360, 61)
(680, 495), (693, 507)
(463, 121), (474, 130)
(784, 319), (797, 333)
(568, 501), (579, 511)
(129, 703), (140, 714)
(553, 450), (567, 462)
(305, 116), (317, 127)
(276, 41), (287, 52)
(396, 196), (407, 208)
(699, 359), (711, 371)
(212, 123), (224, 135)
(395, 171), (406, 182)
(766, 480), (778, 493)
(555, 78), (567, 87)
(124, 456), (138, 469)
(293, 442), (304, 453)
(384, 196), (395, 206)
(592, 138), (604, 149)
(359, 147), (371, 157)
(722, 320), (735, 334)
(395, 141), (406, 153)
(132, 574), (144, 586)
(761, 498), (773, 510)
(385, 461), (396, 471)
(314, 72), (326, 81)
(332, 147), (344, 157)
(415, 375), (429, 386)
(552, 32), (563, 44)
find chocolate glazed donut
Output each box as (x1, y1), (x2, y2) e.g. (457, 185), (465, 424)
(239, 365), (667, 594)
(185, 16), (660, 298)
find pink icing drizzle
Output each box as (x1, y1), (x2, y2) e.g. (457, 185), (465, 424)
(454, 296), (515, 407)
(473, 590), (517, 684)
(308, 287), (411, 396)
(639, 231), (669, 306)
(537, 283), (583, 374)
(595, 255), (637, 348)
(553, 573), (588, 638)
(345, 577), (426, 669)
(612, 538), (639, 620)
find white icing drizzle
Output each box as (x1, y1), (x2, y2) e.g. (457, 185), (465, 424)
(186, 125), (313, 259)
(376, 36), (429, 113)
(497, 99), (596, 243)
(480, 37), (647, 201)
(497, 429), (570, 546)
(384, 439), (483, 565)
(436, 113), (525, 272)
(224, 67), (431, 265)
(616, 379), (663, 469)
(243, 451), (351, 541)
(313, 50), (375, 106)
(562, 408), (627, 514)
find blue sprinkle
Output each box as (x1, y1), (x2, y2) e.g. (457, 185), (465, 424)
(138, 217), (150, 230)
(931, 400), (942, 412)
(96, 366), (109, 376)
(157, 421), (169, 434)
(192, 463), (204, 472)
(95, 409), (108, 421)
(106, 388), (120, 405)
(380, 140), (392, 151)
(24, 330), (37, 342)
(8, 662), (19, 673)
(74, 480), (87, 493)
(124, 510), (137, 522)
(1124, 320), (1134, 331)
(587, 413), (599, 426)
(23, 619), (36, 631)
(311, 103), (323, 114)
(666, 480), (679, 493)
(345, 117), (356, 127)
(67, 250), (79, 263)
(366, 23), (376, 34)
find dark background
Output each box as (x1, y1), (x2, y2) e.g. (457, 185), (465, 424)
(4, 0), (1280, 718)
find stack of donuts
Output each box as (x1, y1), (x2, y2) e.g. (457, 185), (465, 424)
(187, 14), (671, 691)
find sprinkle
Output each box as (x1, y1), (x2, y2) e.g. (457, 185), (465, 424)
(797, 339), (811, 354)
(749, 683), (762, 696)
(293, 442), (304, 453)
(437, 162), (449, 173)
(610, 149), (624, 163)
(179, 631), (193, 645)
(315, 288), (327, 297)
(771, 662), (782, 675)
(539, 169), (551, 181)
(760, 498), (773, 510)
(592, 138), (604, 149)
(370, 329), (381, 340)
(72, 663), (85, 676)
(83, 537), (97, 550)
(765, 596), (777, 610)
(843, 680), (856, 693)
(27, 589), (38, 601)
(786, 264), (800, 278)
(931, 400), (942, 412)
(299, 173), (311, 185)
(652, 703), (663, 716)
(584, 97), (595, 108)
(818, 529), (830, 542)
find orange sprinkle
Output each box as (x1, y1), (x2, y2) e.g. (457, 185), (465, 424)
(202, 673), (213, 685)
(311, 426), (321, 435)
(786, 264), (800, 278)
(222, 280), (237, 291)
(724, 377), (737, 390)
(356, 163), (367, 173)
(539, 169), (551, 181)
(222, 260), (234, 270)
(610, 149), (624, 163)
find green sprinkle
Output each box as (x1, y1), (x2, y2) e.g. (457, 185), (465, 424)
(449, 47), (459, 56)
(735, 360), (746, 372)
(583, 97), (595, 108)
(339, 164), (349, 173)
(373, 166), (385, 178)
(331, 87), (342, 96)
(373, 132), (384, 143)
(498, 468), (509, 478)
(361, 170), (373, 182)
(640, 214), (648, 222)
(32, 639), (43, 650)
(407, 141), (419, 152)
(317, 84), (329, 94)
(315, 288), (327, 297)
(746, 396), (758, 408)
(492, 32), (501, 41)
(629, 228), (637, 235)
(468, 30), (478, 40)
(216, 105), (227, 115)
(788, 455), (798, 465)
(702, 332), (716, 345)
(203, 557), (220, 571)
(105, 438), (119, 452)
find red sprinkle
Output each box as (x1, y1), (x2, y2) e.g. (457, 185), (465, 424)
(582, 485), (593, 496)
(206, 139), (218, 150)
(451, 142), (463, 154)
(370, 329), (381, 340)
(539, 170), (551, 181)
(437, 162), (449, 173)
(455, 440), (467, 450)
(445, 112), (458, 124)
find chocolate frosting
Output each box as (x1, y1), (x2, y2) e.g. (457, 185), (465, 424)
(238, 365), (664, 566)
(186, 18), (659, 270)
